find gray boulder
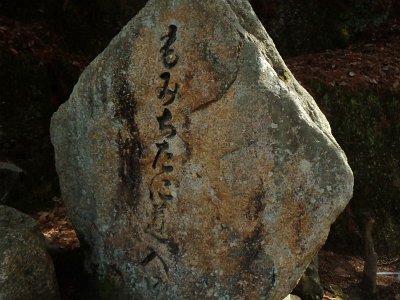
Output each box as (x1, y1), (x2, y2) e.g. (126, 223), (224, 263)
(51, 0), (353, 299)
(0, 205), (60, 300)
(293, 257), (324, 300)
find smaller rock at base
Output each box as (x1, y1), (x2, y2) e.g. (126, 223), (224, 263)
(0, 205), (60, 300)
(293, 256), (324, 300)
(283, 295), (302, 300)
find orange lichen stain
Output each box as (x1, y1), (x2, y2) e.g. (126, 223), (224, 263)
(280, 195), (311, 255)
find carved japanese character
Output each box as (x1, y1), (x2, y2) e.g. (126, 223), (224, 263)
(160, 25), (179, 69)
(152, 140), (173, 169)
(158, 72), (179, 106)
(157, 108), (176, 138)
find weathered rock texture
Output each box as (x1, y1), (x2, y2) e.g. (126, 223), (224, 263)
(0, 205), (60, 300)
(50, 0), (353, 299)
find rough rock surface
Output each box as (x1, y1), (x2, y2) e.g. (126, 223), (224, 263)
(50, 0), (353, 299)
(0, 205), (60, 300)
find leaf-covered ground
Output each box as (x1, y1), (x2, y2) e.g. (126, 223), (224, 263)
(286, 22), (400, 94)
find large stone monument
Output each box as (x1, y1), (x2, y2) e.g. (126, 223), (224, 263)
(51, 0), (353, 299)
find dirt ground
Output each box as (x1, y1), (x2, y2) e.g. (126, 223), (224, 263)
(319, 250), (400, 300)
(286, 21), (400, 95)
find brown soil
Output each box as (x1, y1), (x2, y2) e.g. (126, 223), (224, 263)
(286, 21), (400, 94)
(320, 250), (400, 299)
(33, 201), (80, 251)
(0, 15), (86, 68)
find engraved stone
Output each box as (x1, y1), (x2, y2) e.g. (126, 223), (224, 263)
(50, 0), (353, 299)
